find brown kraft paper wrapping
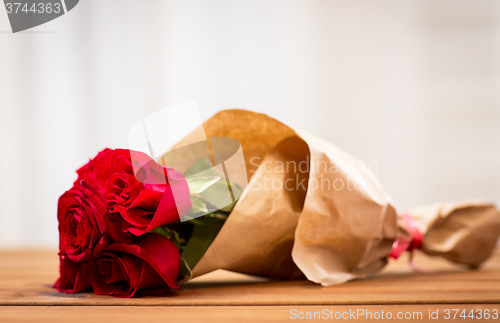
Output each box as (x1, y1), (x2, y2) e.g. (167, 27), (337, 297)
(172, 110), (500, 286)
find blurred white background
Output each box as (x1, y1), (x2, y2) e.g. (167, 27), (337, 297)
(0, 0), (499, 247)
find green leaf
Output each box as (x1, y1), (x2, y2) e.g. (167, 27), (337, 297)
(187, 176), (221, 194)
(199, 181), (239, 212)
(183, 157), (241, 212)
(183, 158), (217, 177)
(180, 213), (226, 271)
(189, 195), (210, 214)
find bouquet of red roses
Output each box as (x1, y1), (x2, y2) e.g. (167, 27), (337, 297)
(56, 109), (500, 298)
(55, 148), (232, 297)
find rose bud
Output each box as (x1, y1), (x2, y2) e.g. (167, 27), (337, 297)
(54, 254), (91, 293)
(57, 181), (108, 262)
(76, 149), (192, 236)
(88, 233), (180, 298)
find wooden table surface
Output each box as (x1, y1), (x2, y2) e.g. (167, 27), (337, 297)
(1, 249), (499, 322)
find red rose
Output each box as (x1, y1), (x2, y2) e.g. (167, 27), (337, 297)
(76, 149), (192, 236)
(88, 233), (180, 298)
(74, 149), (111, 188)
(58, 181), (108, 262)
(54, 254), (90, 293)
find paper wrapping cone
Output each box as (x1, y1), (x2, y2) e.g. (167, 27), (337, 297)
(170, 110), (500, 285)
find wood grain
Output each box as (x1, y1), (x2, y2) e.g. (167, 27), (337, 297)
(0, 249), (499, 306)
(1, 305), (500, 323)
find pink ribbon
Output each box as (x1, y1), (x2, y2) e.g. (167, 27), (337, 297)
(389, 213), (423, 259)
